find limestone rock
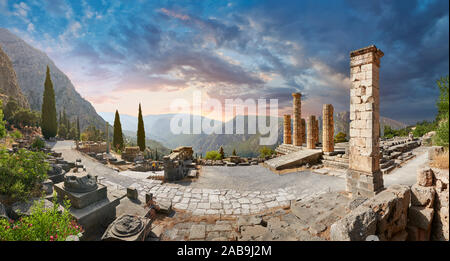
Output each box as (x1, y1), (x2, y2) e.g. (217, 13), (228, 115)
(346, 197), (368, 212)
(0, 45), (29, 108)
(237, 216), (264, 231)
(0, 202), (9, 220)
(417, 167), (434, 187)
(410, 184), (435, 207)
(330, 206), (377, 241)
(408, 206), (434, 230)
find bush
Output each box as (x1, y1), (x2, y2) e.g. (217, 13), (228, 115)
(31, 137), (46, 150)
(334, 132), (347, 143)
(11, 130), (23, 139)
(434, 119), (449, 147)
(259, 146), (275, 158)
(0, 100), (6, 139)
(0, 195), (83, 241)
(205, 150), (221, 160)
(0, 149), (49, 203)
(413, 121), (436, 138)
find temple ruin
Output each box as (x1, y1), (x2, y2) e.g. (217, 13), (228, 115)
(307, 116), (316, 149)
(283, 114), (292, 144)
(292, 93), (302, 146)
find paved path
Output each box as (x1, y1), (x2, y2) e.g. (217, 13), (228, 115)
(384, 147), (429, 187)
(49, 140), (427, 216)
(49, 140), (343, 216)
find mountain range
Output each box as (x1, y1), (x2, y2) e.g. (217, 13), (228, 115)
(99, 111), (407, 157)
(0, 45), (29, 108)
(0, 28), (105, 131)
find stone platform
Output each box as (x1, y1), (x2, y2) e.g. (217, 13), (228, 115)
(264, 148), (322, 170)
(54, 183), (107, 209)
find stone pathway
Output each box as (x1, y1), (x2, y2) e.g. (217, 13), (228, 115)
(50, 140), (341, 217)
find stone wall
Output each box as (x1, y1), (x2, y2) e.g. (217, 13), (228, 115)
(408, 167), (449, 241)
(331, 167), (449, 241)
(330, 184), (410, 241)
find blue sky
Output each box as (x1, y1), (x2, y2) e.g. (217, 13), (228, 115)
(0, 0), (448, 124)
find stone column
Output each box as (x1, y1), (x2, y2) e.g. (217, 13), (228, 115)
(314, 118), (319, 144)
(322, 104), (334, 153)
(292, 93), (302, 146)
(283, 114), (292, 144)
(307, 115), (316, 149)
(346, 45), (384, 198)
(301, 119), (306, 145)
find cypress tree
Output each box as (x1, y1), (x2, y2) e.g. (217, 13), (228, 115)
(219, 146), (225, 159)
(137, 103), (146, 151)
(41, 66), (57, 139)
(76, 117), (81, 141)
(113, 110), (124, 151)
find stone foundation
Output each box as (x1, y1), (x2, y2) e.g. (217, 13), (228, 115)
(346, 169), (384, 198)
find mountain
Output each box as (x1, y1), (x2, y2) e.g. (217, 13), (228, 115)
(0, 45), (29, 108)
(0, 28), (105, 131)
(101, 111), (407, 157)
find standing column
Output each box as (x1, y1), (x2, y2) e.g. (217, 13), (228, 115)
(346, 45), (384, 198)
(301, 119), (306, 145)
(307, 115), (316, 149)
(292, 93), (302, 146)
(283, 115), (292, 144)
(314, 118), (319, 144)
(322, 104), (334, 153)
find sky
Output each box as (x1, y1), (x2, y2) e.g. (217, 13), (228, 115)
(0, 0), (448, 124)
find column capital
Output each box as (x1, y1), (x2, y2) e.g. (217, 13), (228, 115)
(350, 45), (383, 58)
(292, 92), (301, 98)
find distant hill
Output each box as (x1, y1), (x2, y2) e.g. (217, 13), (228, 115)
(0, 45), (28, 108)
(0, 28), (106, 131)
(101, 111), (406, 157)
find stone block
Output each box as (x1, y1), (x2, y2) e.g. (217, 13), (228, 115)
(410, 184), (435, 207)
(408, 206), (434, 231)
(417, 167), (434, 187)
(127, 186), (138, 200)
(54, 182), (107, 209)
(330, 206), (377, 241)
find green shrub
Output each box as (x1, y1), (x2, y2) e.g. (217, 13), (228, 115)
(434, 119), (449, 147)
(11, 130), (23, 139)
(0, 149), (49, 203)
(31, 137), (46, 150)
(0, 100), (6, 139)
(205, 150), (221, 160)
(413, 121), (436, 138)
(259, 146), (275, 158)
(0, 195), (83, 241)
(334, 132), (347, 143)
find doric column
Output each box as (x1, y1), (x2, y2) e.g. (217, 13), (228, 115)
(322, 104), (334, 153)
(283, 114), (292, 144)
(301, 118), (306, 144)
(314, 118), (319, 144)
(292, 93), (302, 146)
(106, 122), (110, 154)
(307, 115), (316, 149)
(346, 45), (384, 198)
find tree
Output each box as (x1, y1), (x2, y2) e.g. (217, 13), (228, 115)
(0, 100), (6, 139)
(205, 150), (221, 160)
(113, 110), (124, 151)
(334, 132), (347, 143)
(218, 146), (225, 159)
(232, 149), (237, 156)
(41, 66), (57, 139)
(3, 98), (19, 123)
(137, 103), (146, 151)
(434, 76), (449, 147)
(155, 148), (158, 160)
(259, 146), (274, 158)
(58, 124), (67, 139)
(76, 117), (81, 141)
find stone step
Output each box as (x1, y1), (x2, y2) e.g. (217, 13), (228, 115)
(380, 159), (394, 169)
(381, 164), (396, 175)
(264, 149), (322, 170)
(322, 159), (349, 170)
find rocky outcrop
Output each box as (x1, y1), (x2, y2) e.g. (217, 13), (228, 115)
(0, 28), (105, 131)
(0, 45), (29, 108)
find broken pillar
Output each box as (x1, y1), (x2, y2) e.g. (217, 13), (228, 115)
(307, 115), (316, 149)
(283, 114), (292, 145)
(292, 93), (302, 146)
(346, 45), (384, 198)
(322, 104), (334, 153)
